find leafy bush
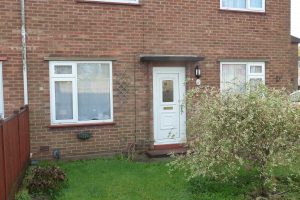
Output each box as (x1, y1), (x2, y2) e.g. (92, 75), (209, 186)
(170, 85), (300, 197)
(15, 190), (31, 200)
(28, 165), (67, 199)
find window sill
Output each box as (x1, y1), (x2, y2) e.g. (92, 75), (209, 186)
(219, 8), (265, 14)
(76, 0), (141, 6)
(0, 57), (7, 61)
(49, 122), (116, 128)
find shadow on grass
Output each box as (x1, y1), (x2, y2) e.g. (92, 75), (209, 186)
(187, 169), (260, 199)
(187, 166), (300, 200)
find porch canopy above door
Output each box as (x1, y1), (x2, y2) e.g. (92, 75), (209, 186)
(140, 54), (204, 62)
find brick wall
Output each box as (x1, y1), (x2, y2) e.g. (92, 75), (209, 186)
(0, 1), (24, 116)
(8, 0), (297, 159)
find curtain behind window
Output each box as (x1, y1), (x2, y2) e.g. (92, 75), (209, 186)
(250, 0), (262, 8)
(221, 64), (247, 93)
(55, 81), (73, 120)
(222, 0), (246, 8)
(77, 63), (111, 121)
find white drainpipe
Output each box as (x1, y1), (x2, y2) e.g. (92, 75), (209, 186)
(20, 0), (28, 105)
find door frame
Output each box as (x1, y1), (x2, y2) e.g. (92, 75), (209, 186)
(152, 67), (186, 145)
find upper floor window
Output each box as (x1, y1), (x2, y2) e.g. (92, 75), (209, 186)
(221, 0), (265, 12)
(49, 61), (113, 125)
(220, 62), (265, 94)
(81, 0), (139, 4)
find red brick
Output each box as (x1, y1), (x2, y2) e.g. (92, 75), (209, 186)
(0, 0), (298, 159)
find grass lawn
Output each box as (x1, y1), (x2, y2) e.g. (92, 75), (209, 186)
(55, 158), (299, 200)
(18, 158), (299, 200)
(57, 159), (192, 200)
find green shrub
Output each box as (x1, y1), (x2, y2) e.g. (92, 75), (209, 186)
(188, 169), (259, 196)
(28, 165), (67, 199)
(15, 190), (31, 200)
(170, 85), (300, 197)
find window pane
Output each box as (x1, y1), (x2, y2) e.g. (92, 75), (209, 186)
(77, 63), (111, 121)
(250, 0), (262, 8)
(290, 91), (300, 103)
(222, 64), (247, 93)
(250, 65), (263, 73)
(249, 78), (263, 90)
(55, 81), (73, 120)
(54, 65), (72, 74)
(222, 0), (246, 8)
(162, 80), (174, 102)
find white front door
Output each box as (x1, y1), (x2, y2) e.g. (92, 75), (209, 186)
(153, 67), (186, 145)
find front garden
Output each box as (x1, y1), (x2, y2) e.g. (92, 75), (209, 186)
(16, 158), (300, 200)
(17, 85), (300, 200)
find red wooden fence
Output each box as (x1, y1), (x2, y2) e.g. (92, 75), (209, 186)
(0, 106), (30, 200)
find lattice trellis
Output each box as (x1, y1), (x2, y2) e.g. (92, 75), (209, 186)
(116, 68), (130, 107)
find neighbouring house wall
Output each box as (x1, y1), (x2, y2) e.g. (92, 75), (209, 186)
(0, 1), (24, 116)
(24, 0), (297, 159)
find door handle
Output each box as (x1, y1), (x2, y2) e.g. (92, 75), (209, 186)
(180, 103), (184, 114)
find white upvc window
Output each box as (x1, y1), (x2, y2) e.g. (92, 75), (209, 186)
(220, 62), (265, 93)
(298, 61), (300, 86)
(0, 62), (4, 118)
(49, 61), (113, 125)
(220, 0), (265, 12)
(81, 0), (139, 4)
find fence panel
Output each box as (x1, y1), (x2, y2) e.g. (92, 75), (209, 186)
(0, 106), (30, 200)
(3, 116), (21, 198)
(0, 123), (6, 200)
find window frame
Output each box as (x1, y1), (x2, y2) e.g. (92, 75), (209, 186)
(220, 61), (265, 93)
(220, 0), (265, 12)
(80, 0), (139, 4)
(49, 61), (114, 125)
(0, 62), (4, 118)
(298, 61), (300, 86)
